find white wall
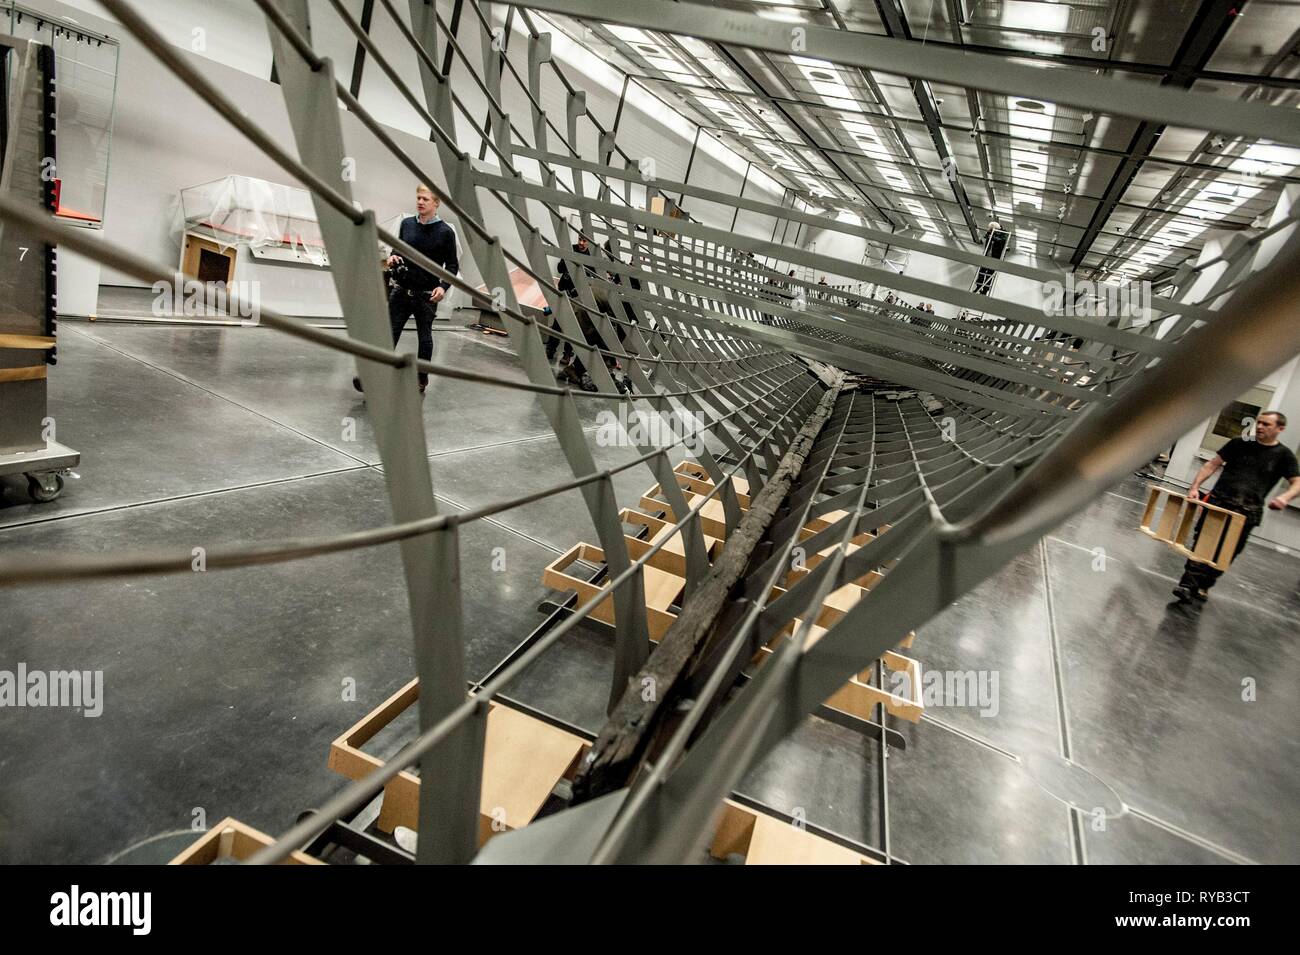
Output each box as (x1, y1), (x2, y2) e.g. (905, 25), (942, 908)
(34, 0), (783, 316)
(32, 0), (439, 315)
(52, 0), (276, 76)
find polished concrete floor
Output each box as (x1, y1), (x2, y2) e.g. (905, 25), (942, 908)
(1, 318), (1297, 864)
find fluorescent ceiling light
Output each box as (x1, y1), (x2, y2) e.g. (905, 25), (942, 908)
(998, 1), (1069, 54)
(608, 25), (652, 43)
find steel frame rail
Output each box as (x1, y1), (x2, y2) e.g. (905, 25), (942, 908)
(1, 0), (1298, 866)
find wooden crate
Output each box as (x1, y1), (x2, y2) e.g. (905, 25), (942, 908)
(1139, 485), (1247, 571)
(327, 680), (588, 839)
(710, 800), (880, 865)
(756, 619), (924, 723)
(169, 817), (323, 865)
(543, 529), (923, 723)
(620, 506), (720, 556)
(542, 540), (685, 641)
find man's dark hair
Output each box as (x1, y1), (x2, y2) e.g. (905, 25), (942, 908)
(1259, 410), (1287, 427)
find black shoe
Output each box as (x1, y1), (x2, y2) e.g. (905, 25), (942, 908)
(1193, 588), (1209, 602)
(352, 376), (364, 393)
(1171, 584), (1196, 603)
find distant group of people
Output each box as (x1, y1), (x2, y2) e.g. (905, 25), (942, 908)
(878, 290), (935, 326)
(545, 233), (640, 393)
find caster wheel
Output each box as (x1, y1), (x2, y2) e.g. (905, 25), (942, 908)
(27, 472), (64, 502)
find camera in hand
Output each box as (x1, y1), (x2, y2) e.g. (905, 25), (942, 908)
(388, 257), (413, 294)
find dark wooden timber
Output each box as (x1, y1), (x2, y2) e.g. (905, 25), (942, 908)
(570, 378), (844, 802)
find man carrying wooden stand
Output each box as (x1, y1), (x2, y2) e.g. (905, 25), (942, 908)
(1173, 411), (1300, 603)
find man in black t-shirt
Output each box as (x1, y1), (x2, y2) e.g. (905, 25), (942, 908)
(1173, 410), (1300, 602)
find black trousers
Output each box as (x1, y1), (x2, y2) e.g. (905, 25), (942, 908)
(544, 291), (594, 379)
(544, 309), (572, 363)
(1179, 494), (1258, 592)
(388, 287), (437, 383)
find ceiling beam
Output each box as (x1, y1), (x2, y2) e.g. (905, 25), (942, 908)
(913, 36), (1300, 93)
(500, 0), (1300, 145)
(628, 72), (1300, 187)
(871, 0), (982, 241)
(1068, 0), (1244, 269)
(712, 43), (902, 229)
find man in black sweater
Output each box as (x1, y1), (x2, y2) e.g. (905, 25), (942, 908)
(1173, 410), (1300, 602)
(352, 183), (459, 395)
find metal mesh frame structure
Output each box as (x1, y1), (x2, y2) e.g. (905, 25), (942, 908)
(2, 0), (1300, 864)
(537, 0), (1300, 284)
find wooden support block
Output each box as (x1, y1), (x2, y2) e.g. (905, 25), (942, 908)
(799, 526), (876, 548)
(1192, 510), (1228, 562)
(0, 365), (47, 383)
(769, 570), (878, 630)
(619, 507), (720, 559)
(328, 678), (422, 833)
(640, 490), (734, 539)
(660, 471), (752, 508)
(1141, 485), (1248, 571)
(1139, 486), (1162, 536)
(169, 817), (323, 865)
(478, 705), (589, 843)
(1215, 517), (1246, 571)
(542, 541), (681, 640)
(0, 333), (57, 350)
(756, 624), (924, 723)
(709, 800), (879, 865)
(329, 680), (588, 838)
(799, 545), (884, 590)
(656, 462), (752, 508)
(802, 509), (894, 545)
(674, 460), (750, 496)
(823, 651), (924, 723)
(803, 508), (851, 533)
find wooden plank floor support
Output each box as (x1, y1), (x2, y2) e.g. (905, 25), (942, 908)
(709, 800), (880, 865)
(542, 540), (691, 641)
(546, 452), (925, 731)
(169, 817), (324, 865)
(620, 507), (721, 558)
(1139, 485), (1247, 571)
(755, 617), (925, 722)
(327, 681), (874, 861)
(327, 680), (588, 839)
(542, 530), (923, 721)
